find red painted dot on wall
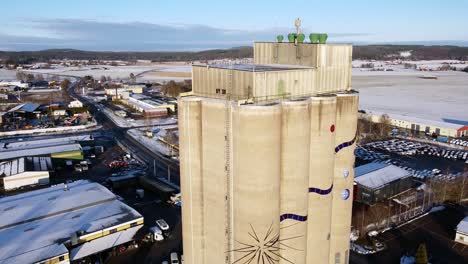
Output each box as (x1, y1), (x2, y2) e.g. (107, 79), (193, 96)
(330, 124), (335, 133)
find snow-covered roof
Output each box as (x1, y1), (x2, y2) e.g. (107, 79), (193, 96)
(0, 157), (52, 177)
(0, 143), (82, 160)
(354, 163), (411, 189)
(0, 180), (143, 264)
(456, 217), (468, 235)
(0, 134), (92, 151)
(366, 110), (465, 130)
(7, 102), (39, 113)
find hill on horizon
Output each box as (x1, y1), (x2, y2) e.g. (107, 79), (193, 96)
(1, 45), (468, 64)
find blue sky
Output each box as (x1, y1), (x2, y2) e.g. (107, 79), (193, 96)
(1, 0), (467, 51)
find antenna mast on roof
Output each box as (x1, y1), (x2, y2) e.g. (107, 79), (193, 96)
(295, 18), (302, 35)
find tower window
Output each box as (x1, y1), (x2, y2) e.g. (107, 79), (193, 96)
(335, 252), (341, 264)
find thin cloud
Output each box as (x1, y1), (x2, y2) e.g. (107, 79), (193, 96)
(0, 18), (372, 51)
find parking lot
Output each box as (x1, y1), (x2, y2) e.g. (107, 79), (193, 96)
(356, 138), (467, 180)
(351, 206), (468, 264)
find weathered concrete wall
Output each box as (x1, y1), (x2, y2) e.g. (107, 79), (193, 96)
(329, 92), (359, 264)
(179, 91), (358, 264)
(306, 95), (337, 264)
(254, 42), (353, 92)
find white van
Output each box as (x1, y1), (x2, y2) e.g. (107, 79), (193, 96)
(170, 253), (179, 264)
(149, 226), (164, 241)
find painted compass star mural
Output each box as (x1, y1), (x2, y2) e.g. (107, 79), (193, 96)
(230, 222), (304, 264)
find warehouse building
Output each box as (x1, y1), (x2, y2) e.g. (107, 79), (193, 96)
(0, 143), (83, 161)
(361, 111), (468, 138)
(119, 96), (169, 118)
(0, 180), (144, 264)
(354, 162), (413, 205)
(0, 135), (93, 161)
(104, 84), (144, 97)
(179, 28), (357, 263)
(0, 156), (53, 191)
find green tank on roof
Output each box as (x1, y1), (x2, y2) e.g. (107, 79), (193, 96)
(277, 35), (284, 43)
(288, 33), (296, 43)
(297, 33), (305, 43)
(319, 33), (328, 44)
(309, 33), (319, 43)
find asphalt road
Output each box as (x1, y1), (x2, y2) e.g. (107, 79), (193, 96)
(67, 81), (180, 183)
(66, 81), (184, 263)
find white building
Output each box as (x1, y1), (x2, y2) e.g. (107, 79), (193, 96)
(360, 111), (468, 138)
(68, 100), (83, 108)
(0, 157), (52, 191)
(0, 80), (29, 88)
(53, 109), (67, 116)
(455, 217), (468, 245)
(0, 180), (144, 264)
(104, 85), (144, 97)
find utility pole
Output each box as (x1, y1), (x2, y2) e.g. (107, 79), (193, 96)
(459, 171), (466, 203)
(167, 165), (171, 183)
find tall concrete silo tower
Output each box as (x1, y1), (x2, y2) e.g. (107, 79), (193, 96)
(179, 29), (358, 264)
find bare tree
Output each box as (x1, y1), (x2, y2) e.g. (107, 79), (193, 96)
(60, 79), (71, 89)
(129, 73), (136, 83)
(377, 114), (391, 137)
(26, 74), (35, 83)
(35, 74), (44, 81)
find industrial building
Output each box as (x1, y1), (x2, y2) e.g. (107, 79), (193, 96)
(455, 217), (468, 245)
(360, 111), (468, 138)
(0, 156), (53, 191)
(354, 162), (413, 204)
(0, 180), (144, 264)
(104, 84), (144, 97)
(119, 94), (172, 117)
(179, 28), (358, 264)
(0, 135), (92, 161)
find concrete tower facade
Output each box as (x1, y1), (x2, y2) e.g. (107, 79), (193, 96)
(179, 41), (358, 264)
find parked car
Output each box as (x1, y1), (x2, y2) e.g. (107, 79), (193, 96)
(170, 252), (179, 264)
(156, 219), (170, 234)
(149, 226), (164, 242)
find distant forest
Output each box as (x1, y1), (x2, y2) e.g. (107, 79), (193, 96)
(1, 45), (468, 64)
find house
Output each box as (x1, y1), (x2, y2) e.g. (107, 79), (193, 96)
(455, 217), (468, 245)
(53, 109), (67, 116)
(68, 100), (83, 108)
(0, 157), (53, 191)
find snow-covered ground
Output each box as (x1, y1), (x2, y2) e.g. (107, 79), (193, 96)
(354, 70), (468, 123)
(127, 127), (178, 157)
(98, 104), (176, 128)
(0, 69), (17, 80)
(353, 59), (468, 71)
(22, 64), (191, 81)
(3, 59), (467, 124)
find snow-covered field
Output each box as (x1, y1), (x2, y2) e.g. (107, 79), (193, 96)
(353, 59), (468, 71)
(22, 64), (191, 81)
(3, 59), (467, 124)
(0, 69), (17, 80)
(353, 70), (468, 123)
